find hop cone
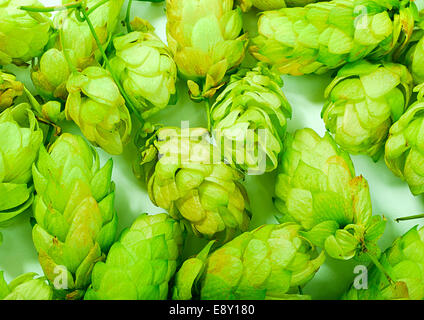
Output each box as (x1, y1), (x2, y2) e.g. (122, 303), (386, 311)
(136, 127), (251, 243)
(0, 103), (43, 223)
(110, 27), (177, 119)
(385, 84), (424, 196)
(0, 71), (24, 111)
(31, 0), (125, 101)
(343, 225), (424, 300)
(65, 67), (132, 155)
(0, 0), (52, 66)
(274, 128), (386, 261)
(404, 31), (424, 85)
(32, 133), (118, 299)
(250, 0), (415, 76)
(172, 222), (325, 300)
(236, 0), (320, 12)
(211, 63), (292, 173)
(322, 60), (413, 161)
(166, 0), (248, 100)
(85, 213), (184, 300)
(0, 272), (53, 300)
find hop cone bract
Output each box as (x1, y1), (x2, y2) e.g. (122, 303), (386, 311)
(250, 0), (415, 75)
(211, 63), (292, 173)
(32, 133), (118, 298)
(110, 28), (177, 119)
(274, 128), (386, 260)
(172, 222), (325, 300)
(65, 67), (132, 155)
(166, 0), (248, 100)
(0, 0), (52, 66)
(136, 127), (251, 243)
(0, 272), (53, 300)
(322, 60), (413, 160)
(85, 213), (184, 300)
(0, 103), (43, 223)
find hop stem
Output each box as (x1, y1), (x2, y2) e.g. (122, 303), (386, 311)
(125, 0), (134, 33)
(395, 213), (424, 222)
(205, 99), (211, 132)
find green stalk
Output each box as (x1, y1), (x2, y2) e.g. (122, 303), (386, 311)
(395, 213), (424, 222)
(205, 99), (211, 132)
(86, 0), (110, 15)
(366, 251), (395, 286)
(20, 2), (81, 12)
(125, 0), (134, 33)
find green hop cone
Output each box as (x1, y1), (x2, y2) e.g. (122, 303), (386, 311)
(110, 27), (177, 119)
(32, 133), (118, 299)
(31, 0), (125, 101)
(385, 84), (424, 196)
(250, 0), (416, 76)
(166, 0), (248, 100)
(0, 272), (53, 300)
(404, 31), (424, 85)
(135, 127), (251, 243)
(236, 0), (320, 12)
(322, 60), (413, 161)
(85, 213), (184, 300)
(274, 128), (386, 261)
(0, 71), (24, 111)
(211, 63), (292, 173)
(31, 49), (70, 102)
(65, 67), (132, 155)
(0, 103), (43, 223)
(0, 0), (52, 66)
(343, 225), (424, 300)
(172, 222), (325, 300)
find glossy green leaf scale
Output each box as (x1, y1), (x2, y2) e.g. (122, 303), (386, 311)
(85, 213), (184, 300)
(32, 133), (118, 298)
(322, 60), (413, 161)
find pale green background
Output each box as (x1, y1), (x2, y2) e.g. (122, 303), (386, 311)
(1, 0), (423, 300)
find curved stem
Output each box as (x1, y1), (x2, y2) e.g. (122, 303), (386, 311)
(78, 6), (144, 124)
(125, 0), (134, 33)
(86, 0), (110, 16)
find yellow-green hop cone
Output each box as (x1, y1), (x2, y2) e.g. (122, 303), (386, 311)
(0, 71), (24, 111)
(172, 222), (325, 300)
(110, 28), (177, 119)
(343, 225), (424, 300)
(236, 0), (320, 12)
(32, 133), (118, 299)
(31, 49), (70, 102)
(166, 0), (248, 100)
(385, 85), (424, 196)
(0, 0), (52, 66)
(274, 128), (386, 261)
(0, 103), (43, 223)
(136, 127), (251, 243)
(211, 63), (292, 174)
(322, 60), (413, 161)
(65, 67), (132, 155)
(0, 272), (53, 300)
(250, 0), (415, 76)
(31, 0), (125, 101)
(404, 31), (424, 85)
(85, 213), (184, 300)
